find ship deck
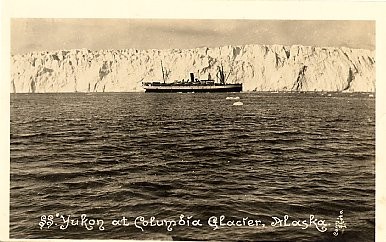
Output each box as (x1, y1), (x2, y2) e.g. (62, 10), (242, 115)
(143, 84), (242, 93)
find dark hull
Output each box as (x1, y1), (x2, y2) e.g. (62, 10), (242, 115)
(144, 85), (242, 93)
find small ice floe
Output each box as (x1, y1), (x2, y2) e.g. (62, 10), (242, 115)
(233, 101), (243, 106)
(327, 94), (332, 97)
(226, 96), (240, 100)
(369, 94), (374, 97)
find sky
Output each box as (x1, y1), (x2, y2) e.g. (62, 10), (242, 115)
(11, 19), (375, 54)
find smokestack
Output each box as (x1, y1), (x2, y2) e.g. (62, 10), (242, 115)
(190, 73), (195, 82)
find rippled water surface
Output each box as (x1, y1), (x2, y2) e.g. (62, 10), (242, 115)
(10, 92), (375, 241)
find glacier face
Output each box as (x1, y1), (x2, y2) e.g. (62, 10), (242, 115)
(11, 44), (375, 93)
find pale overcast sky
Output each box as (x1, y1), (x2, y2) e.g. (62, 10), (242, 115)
(11, 19), (375, 54)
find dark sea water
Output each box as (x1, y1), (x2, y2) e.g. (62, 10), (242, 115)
(10, 92), (375, 241)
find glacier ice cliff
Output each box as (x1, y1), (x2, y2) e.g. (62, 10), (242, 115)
(11, 44), (375, 93)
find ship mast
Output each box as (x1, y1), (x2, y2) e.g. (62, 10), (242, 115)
(161, 61), (166, 84)
(217, 65), (226, 84)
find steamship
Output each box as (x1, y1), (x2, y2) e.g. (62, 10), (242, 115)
(142, 63), (242, 93)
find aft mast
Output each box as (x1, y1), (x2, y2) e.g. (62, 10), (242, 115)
(217, 65), (226, 84)
(161, 61), (166, 84)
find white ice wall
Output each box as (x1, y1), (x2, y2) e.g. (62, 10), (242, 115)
(11, 44), (375, 93)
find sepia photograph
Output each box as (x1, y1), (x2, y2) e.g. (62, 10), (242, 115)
(3, 1), (385, 241)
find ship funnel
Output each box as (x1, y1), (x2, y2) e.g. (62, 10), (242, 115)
(190, 73), (195, 82)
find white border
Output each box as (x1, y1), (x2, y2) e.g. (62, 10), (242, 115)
(1, 1), (385, 241)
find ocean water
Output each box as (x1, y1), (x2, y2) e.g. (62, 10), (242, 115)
(10, 92), (375, 241)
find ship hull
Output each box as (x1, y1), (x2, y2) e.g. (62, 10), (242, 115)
(144, 84), (242, 93)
